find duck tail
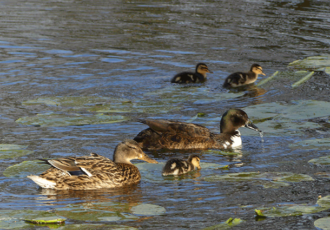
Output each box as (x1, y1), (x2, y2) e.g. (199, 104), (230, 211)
(27, 175), (56, 189)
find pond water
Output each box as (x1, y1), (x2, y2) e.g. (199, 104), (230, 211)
(1, 0), (330, 229)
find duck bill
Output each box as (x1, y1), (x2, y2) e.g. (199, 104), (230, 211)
(261, 72), (266, 76)
(245, 121), (261, 132)
(207, 69), (213, 73)
(196, 165), (202, 170)
(140, 153), (158, 164)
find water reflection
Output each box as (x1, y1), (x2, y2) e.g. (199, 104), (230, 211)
(37, 184), (142, 206)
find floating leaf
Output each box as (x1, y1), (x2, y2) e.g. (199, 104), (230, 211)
(291, 71), (314, 88)
(24, 216), (66, 224)
(254, 204), (326, 217)
(204, 172), (313, 189)
(316, 195), (330, 208)
(314, 217), (330, 230)
(0, 210), (64, 230)
(256, 71), (279, 86)
(22, 96), (127, 108)
(288, 56), (330, 71)
(202, 217), (243, 230)
(55, 202), (138, 222)
(16, 113), (128, 127)
(204, 149), (242, 156)
(290, 138), (330, 151)
(57, 224), (138, 230)
(3, 161), (50, 178)
(0, 144), (33, 159)
(130, 204), (166, 216)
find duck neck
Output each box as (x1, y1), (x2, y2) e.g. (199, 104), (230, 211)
(113, 153), (133, 165)
(247, 71), (258, 80)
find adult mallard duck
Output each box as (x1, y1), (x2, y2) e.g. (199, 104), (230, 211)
(171, 63), (212, 83)
(27, 140), (158, 190)
(134, 109), (261, 150)
(223, 64), (266, 88)
(162, 154), (201, 176)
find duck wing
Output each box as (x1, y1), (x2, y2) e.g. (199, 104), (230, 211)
(40, 153), (117, 177)
(140, 119), (211, 137)
(135, 119), (216, 149)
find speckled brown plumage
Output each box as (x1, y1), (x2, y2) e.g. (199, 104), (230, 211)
(134, 109), (261, 150)
(27, 140), (157, 190)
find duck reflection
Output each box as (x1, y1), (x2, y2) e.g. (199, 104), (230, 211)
(37, 183), (142, 205)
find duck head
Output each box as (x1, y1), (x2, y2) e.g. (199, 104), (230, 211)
(220, 109), (261, 134)
(188, 154), (201, 170)
(250, 63), (266, 76)
(113, 139), (158, 164)
(196, 63), (213, 77)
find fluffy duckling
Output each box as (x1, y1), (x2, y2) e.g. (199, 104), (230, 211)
(171, 63), (212, 83)
(223, 64), (266, 88)
(27, 140), (158, 190)
(162, 154), (201, 176)
(134, 108), (261, 150)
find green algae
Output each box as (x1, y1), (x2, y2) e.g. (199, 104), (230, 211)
(202, 217), (243, 230)
(3, 161), (50, 178)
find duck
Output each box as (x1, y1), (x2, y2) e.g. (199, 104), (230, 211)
(171, 63), (212, 83)
(162, 154), (201, 176)
(27, 139), (158, 190)
(133, 108), (261, 150)
(223, 64), (266, 88)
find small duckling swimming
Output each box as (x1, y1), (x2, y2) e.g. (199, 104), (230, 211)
(171, 63), (212, 83)
(162, 154), (201, 176)
(223, 64), (266, 88)
(27, 140), (158, 190)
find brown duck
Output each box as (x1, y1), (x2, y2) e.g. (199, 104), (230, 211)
(223, 64), (266, 88)
(134, 109), (261, 150)
(171, 63), (212, 83)
(27, 140), (158, 190)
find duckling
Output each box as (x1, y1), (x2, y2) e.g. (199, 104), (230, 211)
(162, 154), (201, 176)
(223, 64), (266, 88)
(27, 140), (158, 190)
(171, 63), (212, 83)
(134, 108), (261, 150)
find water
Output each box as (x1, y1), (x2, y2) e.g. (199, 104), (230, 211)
(0, 0), (330, 229)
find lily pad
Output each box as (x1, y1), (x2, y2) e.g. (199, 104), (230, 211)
(204, 149), (242, 156)
(0, 144), (33, 159)
(290, 138), (330, 151)
(58, 224), (138, 230)
(288, 56), (330, 71)
(255, 204), (326, 217)
(316, 195), (330, 208)
(204, 172), (314, 189)
(130, 204), (166, 216)
(22, 96), (128, 108)
(242, 100), (330, 136)
(202, 217), (243, 230)
(314, 217), (330, 230)
(3, 161), (50, 178)
(24, 216), (66, 224)
(0, 209), (64, 230)
(55, 202), (138, 222)
(16, 113), (128, 127)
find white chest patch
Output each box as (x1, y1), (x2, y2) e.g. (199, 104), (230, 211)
(230, 131), (242, 148)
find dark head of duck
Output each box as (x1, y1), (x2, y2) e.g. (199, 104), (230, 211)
(220, 109), (261, 134)
(196, 63), (213, 77)
(250, 64), (266, 76)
